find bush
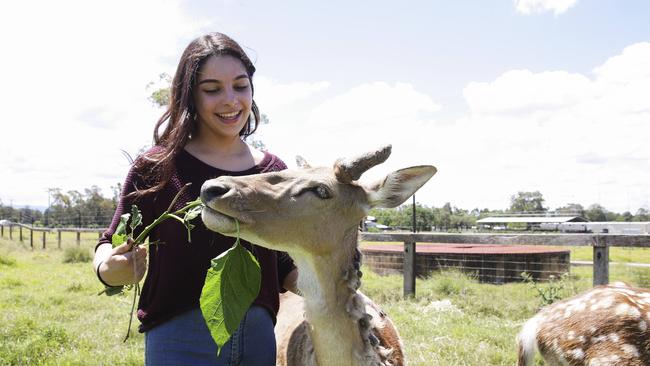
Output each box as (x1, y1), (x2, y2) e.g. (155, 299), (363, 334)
(0, 253), (16, 266)
(62, 246), (92, 263)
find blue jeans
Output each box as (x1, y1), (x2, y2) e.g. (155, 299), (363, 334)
(145, 306), (276, 365)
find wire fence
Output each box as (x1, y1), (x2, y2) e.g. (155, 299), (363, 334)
(3, 222), (650, 298)
(361, 232), (650, 297)
(0, 222), (106, 249)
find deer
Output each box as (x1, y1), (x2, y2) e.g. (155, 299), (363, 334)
(200, 145), (436, 366)
(517, 281), (650, 365)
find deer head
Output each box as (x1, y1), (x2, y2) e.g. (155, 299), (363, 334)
(200, 145), (436, 255)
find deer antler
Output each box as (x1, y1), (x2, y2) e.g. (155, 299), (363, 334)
(334, 145), (392, 183)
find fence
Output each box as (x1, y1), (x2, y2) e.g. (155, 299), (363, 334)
(0, 222), (106, 249)
(361, 232), (650, 297)
(3, 223), (650, 298)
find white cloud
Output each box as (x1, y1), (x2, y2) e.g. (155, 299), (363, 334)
(464, 70), (591, 115)
(256, 81), (447, 208)
(514, 0), (578, 15)
(0, 0), (204, 206)
(458, 42), (650, 212)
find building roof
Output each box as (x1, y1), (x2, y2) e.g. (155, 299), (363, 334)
(476, 216), (588, 224)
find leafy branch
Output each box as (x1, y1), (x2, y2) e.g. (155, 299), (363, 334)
(99, 182), (262, 353)
(100, 183), (204, 342)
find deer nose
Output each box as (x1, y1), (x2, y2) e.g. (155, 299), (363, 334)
(200, 181), (231, 203)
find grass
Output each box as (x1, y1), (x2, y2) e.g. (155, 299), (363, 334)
(0, 234), (143, 365)
(2, 234), (650, 365)
(566, 245), (650, 263)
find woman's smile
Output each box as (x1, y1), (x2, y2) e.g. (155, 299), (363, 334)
(216, 110), (242, 124)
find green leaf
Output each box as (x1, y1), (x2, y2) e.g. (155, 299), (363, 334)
(130, 205), (143, 233)
(103, 285), (125, 296)
(183, 202), (203, 244)
(112, 213), (131, 247)
(200, 240), (261, 355)
(184, 205), (203, 222)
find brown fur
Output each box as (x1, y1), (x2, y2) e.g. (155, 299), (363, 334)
(517, 283), (650, 365)
(277, 292), (404, 366)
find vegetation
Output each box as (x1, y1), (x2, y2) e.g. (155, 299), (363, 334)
(62, 246), (93, 263)
(2, 186), (649, 233)
(0, 186), (119, 228)
(3, 233), (650, 365)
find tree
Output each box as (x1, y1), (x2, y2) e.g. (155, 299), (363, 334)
(556, 203), (585, 217)
(147, 73), (172, 107)
(509, 191), (547, 213)
(585, 204), (607, 222)
(635, 208), (650, 221)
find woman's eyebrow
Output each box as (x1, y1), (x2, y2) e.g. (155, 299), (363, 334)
(197, 74), (249, 85)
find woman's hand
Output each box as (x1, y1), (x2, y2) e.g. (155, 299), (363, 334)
(96, 240), (148, 286)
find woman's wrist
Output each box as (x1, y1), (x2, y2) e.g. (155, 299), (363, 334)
(96, 260), (120, 288)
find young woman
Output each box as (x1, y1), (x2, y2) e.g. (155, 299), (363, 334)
(93, 32), (298, 365)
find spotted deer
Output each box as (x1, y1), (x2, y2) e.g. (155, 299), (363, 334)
(200, 145), (436, 366)
(517, 282), (650, 365)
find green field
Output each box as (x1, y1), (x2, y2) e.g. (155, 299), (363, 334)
(2, 234), (650, 365)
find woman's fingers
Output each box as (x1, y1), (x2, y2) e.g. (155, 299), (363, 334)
(102, 243), (148, 285)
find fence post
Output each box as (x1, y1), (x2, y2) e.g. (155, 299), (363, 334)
(593, 236), (609, 286)
(19, 224), (23, 242)
(42, 231), (46, 249)
(58, 230), (62, 249)
(9, 224), (12, 240)
(1, 224), (3, 237)
(30, 226), (34, 250)
(76, 231), (81, 246)
(404, 241), (416, 298)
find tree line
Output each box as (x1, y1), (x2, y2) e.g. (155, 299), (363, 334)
(1, 189), (649, 231)
(0, 185), (119, 228)
(369, 191), (650, 232)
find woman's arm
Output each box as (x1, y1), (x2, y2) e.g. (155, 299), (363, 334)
(94, 241), (147, 286)
(93, 162), (152, 287)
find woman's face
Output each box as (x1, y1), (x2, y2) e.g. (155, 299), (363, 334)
(193, 55), (253, 141)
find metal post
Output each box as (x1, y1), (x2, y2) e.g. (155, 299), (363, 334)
(58, 230), (62, 249)
(404, 241), (416, 298)
(412, 195), (416, 233)
(19, 212), (22, 242)
(42, 231), (46, 249)
(593, 236), (609, 286)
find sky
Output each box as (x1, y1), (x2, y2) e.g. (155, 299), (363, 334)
(1, 0), (649, 214)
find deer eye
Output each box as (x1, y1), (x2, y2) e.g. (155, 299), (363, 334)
(314, 185), (332, 199)
(295, 185), (332, 199)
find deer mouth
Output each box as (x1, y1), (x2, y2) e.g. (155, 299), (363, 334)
(201, 205), (239, 235)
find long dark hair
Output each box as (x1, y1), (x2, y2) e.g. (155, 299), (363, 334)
(132, 32), (260, 198)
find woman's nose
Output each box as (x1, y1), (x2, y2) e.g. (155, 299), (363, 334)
(222, 87), (237, 106)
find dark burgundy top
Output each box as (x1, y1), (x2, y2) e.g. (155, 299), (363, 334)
(97, 147), (296, 332)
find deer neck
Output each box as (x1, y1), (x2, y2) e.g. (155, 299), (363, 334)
(292, 227), (378, 366)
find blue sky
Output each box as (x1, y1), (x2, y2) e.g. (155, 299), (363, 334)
(1, 0), (649, 214)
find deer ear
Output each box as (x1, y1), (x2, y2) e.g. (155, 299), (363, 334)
(366, 166), (436, 208)
(295, 155), (311, 169)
